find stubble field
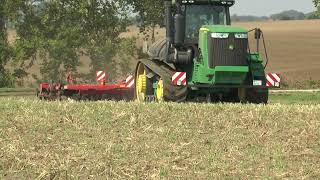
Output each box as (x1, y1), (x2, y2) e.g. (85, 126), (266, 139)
(0, 97), (320, 179)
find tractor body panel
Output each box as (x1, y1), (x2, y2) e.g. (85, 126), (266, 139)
(186, 25), (264, 87)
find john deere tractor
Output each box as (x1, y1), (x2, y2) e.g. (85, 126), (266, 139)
(135, 0), (269, 103)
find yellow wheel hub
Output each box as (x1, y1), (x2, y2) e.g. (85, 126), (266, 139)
(156, 79), (164, 102)
(136, 63), (147, 102)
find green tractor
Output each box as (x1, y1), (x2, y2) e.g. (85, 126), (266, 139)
(135, 0), (269, 103)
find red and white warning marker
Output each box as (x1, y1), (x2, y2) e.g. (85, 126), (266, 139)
(125, 75), (135, 88)
(96, 71), (106, 83)
(172, 72), (187, 86)
(266, 73), (281, 87)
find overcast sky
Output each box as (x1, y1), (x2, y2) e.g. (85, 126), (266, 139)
(230, 0), (316, 16)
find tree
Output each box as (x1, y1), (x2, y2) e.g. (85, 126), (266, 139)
(0, 0), (15, 87)
(315, 0), (320, 15)
(271, 10), (305, 21)
(128, 0), (164, 42)
(7, 0), (132, 82)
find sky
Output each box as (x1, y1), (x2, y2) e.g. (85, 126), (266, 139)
(230, 0), (316, 16)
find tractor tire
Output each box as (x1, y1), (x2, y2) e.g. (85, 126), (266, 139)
(240, 73), (269, 104)
(223, 89), (241, 103)
(246, 88), (269, 104)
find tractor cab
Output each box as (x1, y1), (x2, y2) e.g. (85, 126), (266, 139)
(165, 0), (234, 46)
(184, 2), (231, 42)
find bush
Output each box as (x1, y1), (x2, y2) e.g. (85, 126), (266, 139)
(0, 69), (15, 88)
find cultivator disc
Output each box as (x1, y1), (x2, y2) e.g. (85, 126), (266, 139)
(37, 83), (62, 101)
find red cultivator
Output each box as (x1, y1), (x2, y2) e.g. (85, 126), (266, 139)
(37, 71), (135, 101)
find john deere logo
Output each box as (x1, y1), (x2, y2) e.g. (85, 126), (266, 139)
(229, 44), (235, 50)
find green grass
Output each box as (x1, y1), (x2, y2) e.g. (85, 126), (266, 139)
(0, 88), (35, 93)
(0, 88), (36, 97)
(0, 98), (320, 179)
(269, 92), (320, 104)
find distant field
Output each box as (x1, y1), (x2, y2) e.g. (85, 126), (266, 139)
(7, 20), (320, 87)
(234, 20), (320, 83)
(0, 98), (320, 178)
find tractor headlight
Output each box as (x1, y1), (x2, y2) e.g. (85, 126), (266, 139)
(211, 33), (229, 39)
(235, 33), (248, 39)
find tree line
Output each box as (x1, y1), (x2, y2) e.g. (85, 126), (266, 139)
(0, 0), (159, 87)
(232, 9), (319, 22)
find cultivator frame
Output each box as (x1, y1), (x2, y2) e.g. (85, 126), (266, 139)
(37, 72), (135, 101)
(37, 70), (280, 102)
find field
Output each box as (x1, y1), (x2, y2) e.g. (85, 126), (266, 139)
(234, 20), (320, 83)
(1, 97), (320, 179)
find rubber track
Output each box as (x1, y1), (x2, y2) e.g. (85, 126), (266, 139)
(138, 59), (187, 103)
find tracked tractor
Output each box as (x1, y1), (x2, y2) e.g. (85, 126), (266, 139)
(135, 0), (269, 103)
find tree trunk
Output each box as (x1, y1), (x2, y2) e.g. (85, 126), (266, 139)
(0, 1), (13, 87)
(151, 24), (155, 43)
(0, 1), (9, 67)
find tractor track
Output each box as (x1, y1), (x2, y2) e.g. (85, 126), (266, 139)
(137, 59), (187, 102)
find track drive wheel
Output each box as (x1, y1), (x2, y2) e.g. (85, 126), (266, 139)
(135, 63), (154, 102)
(156, 79), (164, 102)
(136, 59), (188, 103)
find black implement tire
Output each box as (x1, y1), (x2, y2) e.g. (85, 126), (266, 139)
(246, 88), (269, 104)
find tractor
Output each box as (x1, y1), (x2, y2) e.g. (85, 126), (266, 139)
(135, 0), (269, 103)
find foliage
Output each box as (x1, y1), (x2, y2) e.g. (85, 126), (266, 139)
(0, 68), (14, 87)
(84, 37), (137, 83)
(12, 68), (28, 86)
(13, 68), (28, 79)
(271, 10), (305, 20)
(315, 0), (320, 15)
(0, 0), (15, 87)
(127, 0), (164, 41)
(305, 12), (320, 19)
(231, 14), (269, 22)
(6, 0), (132, 82)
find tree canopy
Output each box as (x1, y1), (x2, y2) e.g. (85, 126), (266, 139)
(127, 0), (164, 41)
(315, 0), (320, 15)
(1, 0), (135, 85)
(271, 10), (305, 20)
